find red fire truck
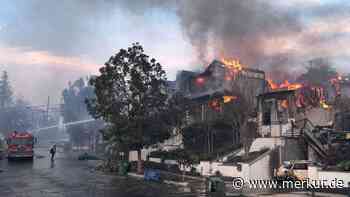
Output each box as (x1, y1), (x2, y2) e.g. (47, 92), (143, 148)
(6, 131), (35, 160)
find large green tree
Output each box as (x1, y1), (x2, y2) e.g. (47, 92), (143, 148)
(87, 43), (171, 173)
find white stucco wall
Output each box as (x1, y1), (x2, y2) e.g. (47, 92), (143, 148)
(159, 133), (183, 151)
(216, 164), (242, 177)
(149, 157), (162, 163)
(164, 159), (178, 165)
(129, 151), (138, 161)
(220, 148), (244, 162)
(307, 166), (319, 180)
(318, 171), (350, 186)
(198, 161), (242, 177)
(128, 148), (155, 161)
(308, 166), (350, 187)
(249, 138), (283, 152)
(198, 150), (273, 180)
(271, 125), (281, 137)
(260, 123), (294, 137)
(248, 151), (272, 180)
(249, 138), (304, 162)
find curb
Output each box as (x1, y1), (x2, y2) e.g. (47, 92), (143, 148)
(127, 172), (190, 187)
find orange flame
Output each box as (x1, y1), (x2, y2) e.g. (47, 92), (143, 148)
(268, 79), (303, 91)
(221, 58), (243, 71)
(222, 58), (244, 81)
(320, 100), (330, 109)
(281, 100), (288, 109)
(223, 95), (238, 103)
(330, 76), (342, 96)
(267, 79), (279, 89)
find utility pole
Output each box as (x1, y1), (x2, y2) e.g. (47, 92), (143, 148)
(46, 96), (50, 123)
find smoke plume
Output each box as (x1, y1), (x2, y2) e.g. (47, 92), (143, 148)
(175, 0), (302, 67)
(2, 0), (350, 104)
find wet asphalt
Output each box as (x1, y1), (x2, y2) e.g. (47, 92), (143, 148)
(0, 147), (190, 197)
(2, 147), (347, 197)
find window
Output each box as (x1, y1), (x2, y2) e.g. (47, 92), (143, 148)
(278, 100), (288, 124)
(9, 138), (33, 145)
(262, 101), (272, 125)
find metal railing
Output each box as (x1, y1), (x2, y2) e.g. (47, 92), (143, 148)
(294, 119), (328, 159)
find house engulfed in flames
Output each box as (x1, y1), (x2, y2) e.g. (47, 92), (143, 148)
(177, 59), (266, 119)
(330, 75), (350, 98)
(258, 73), (350, 140)
(176, 59), (266, 146)
(256, 79), (336, 163)
(175, 58), (347, 162)
(177, 59), (266, 104)
(257, 86), (330, 137)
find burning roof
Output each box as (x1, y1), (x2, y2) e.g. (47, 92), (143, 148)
(265, 74), (335, 110)
(259, 85), (330, 111)
(267, 79), (303, 91)
(193, 59), (264, 83)
(184, 59), (266, 102)
(330, 75), (350, 98)
(176, 59), (267, 111)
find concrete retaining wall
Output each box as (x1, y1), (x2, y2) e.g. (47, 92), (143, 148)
(250, 138), (305, 163)
(129, 148), (156, 161)
(198, 161), (242, 177)
(198, 150), (273, 179)
(164, 159), (178, 165)
(308, 166), (350, 186)
(149, 157), (162, 163)
(249, 138), (282, 152)
(248, 151), (272, 180)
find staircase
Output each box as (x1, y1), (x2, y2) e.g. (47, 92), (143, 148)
(218, 148), (244, 162)
(295, 119), (328, 160)
(189, 179), (208, 197)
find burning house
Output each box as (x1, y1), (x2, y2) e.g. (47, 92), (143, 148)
(176, 59), (266, 147)
(255, 80), (336, 166)
(178, 59), (266, 99)
(258, 84), (333, 138)
(177, 59), (266, 121)
(146, 62), (350, 182)
(330, 75), (350, 98)
(339, 77), (350, 98)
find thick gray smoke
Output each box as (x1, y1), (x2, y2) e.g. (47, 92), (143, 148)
(175, 0), (302, 67)
(2, 0), (349, 104)
(3, 0), (345, 70)
(115, 0), (302, 67)
(115, 0), (304, 78)
(122, 0), (350, 79)
(3, 1), (348, 69)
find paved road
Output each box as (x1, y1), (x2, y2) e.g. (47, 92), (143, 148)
(0, 147), (190, 197)
(3, 147), (344, 197)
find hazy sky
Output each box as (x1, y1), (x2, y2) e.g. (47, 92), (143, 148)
(0, 0), (350, 105)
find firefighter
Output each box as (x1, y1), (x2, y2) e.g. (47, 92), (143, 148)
(50, 144), (56, 161)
